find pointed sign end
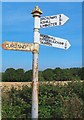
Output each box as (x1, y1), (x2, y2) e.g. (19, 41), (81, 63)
(65, 41), (71, 50)
(61, 14), (69, 25)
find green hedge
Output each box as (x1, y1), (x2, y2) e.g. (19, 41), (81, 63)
(1, 81), (84, 118)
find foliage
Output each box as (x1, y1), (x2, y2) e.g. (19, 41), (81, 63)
(42, 68), (54, 81)
(1, 81), (84, 119)
(15, 69), (25, 82)
(24, 70), (32, 82)
(2, 68), (16, 82)
(38, 71), (45, 81)
(2, 86), (32, 119)
(2, 67), (84, 82)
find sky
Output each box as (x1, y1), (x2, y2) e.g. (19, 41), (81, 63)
(2, 2), (82, 72)
(0, 2), (2, 72)
(1, 0), (83, 2)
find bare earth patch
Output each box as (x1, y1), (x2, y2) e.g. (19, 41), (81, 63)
(0, 82), (32, 90)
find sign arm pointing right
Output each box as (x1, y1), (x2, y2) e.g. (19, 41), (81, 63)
(40, 14), (69, 28)
(40, 34), (71, 50)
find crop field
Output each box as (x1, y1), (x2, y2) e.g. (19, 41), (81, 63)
(0, 81), (83, 90)
(0, 82), (32, 90)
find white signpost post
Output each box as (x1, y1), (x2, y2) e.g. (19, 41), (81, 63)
(2, 6), (71, 119)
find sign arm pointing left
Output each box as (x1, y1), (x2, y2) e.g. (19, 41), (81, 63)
(2, 41), (39, 52)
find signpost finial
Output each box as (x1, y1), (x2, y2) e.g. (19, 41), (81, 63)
(31, 6), (43, 17)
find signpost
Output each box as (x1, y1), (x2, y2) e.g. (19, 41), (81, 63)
(40, 34), (71, 49)
(40, 14), (69, 28)
(31, 6), (42, 119)
(2, 6), (71, 119)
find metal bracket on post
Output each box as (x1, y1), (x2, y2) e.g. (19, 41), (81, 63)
(33, 43), (39, 53)
(31, 6), (42, 119)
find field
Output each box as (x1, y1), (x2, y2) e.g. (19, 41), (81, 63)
(0, 81), (83, 90)
(0, 82), (32, 90)
(0, 81), (76, 90)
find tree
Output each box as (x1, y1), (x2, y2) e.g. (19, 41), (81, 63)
(2, 68), (16, 82)
(80, 67), (84, 80)
(24, 70), (32, 82)
(53, 67), (63, 81)
(42, 68), (54, 81)
(69, 68), (80, 80)
(38, 71), (44, 81)
(15, 68), (25, 82)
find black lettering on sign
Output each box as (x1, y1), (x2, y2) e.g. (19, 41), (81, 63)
(43, 41), (52, 46)
(10, 44), (14, 48)
(59, 22), (61, 25)
(14, 44), (17, 48)
(21, 45), (25, 48)
(55, 22), (57, 25)
(42, 20), (49, 24)
(46, 17), (50, 20)
(50, 16), (55, 19)
(61, 42), (64, 45)
(42, 25), (45, 27)
(59, 14), (62, 22)
(65, 41), (67, 49)
(20, 45), (22, 48)
(46, 20), (49, 23)
(21, 45), (26, 49)
(50, 23), (54, 26)
(45, 24), (50, 27)
(41, 17), (45, 20)
(17, 44), (21, 48)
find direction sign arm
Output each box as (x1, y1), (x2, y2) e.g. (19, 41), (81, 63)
(40, 14), (69, 28)
(40, 34), (71, 50)
(2, 41), (39, 52)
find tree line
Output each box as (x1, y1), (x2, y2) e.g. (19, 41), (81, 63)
(2, 67), (84, 82)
